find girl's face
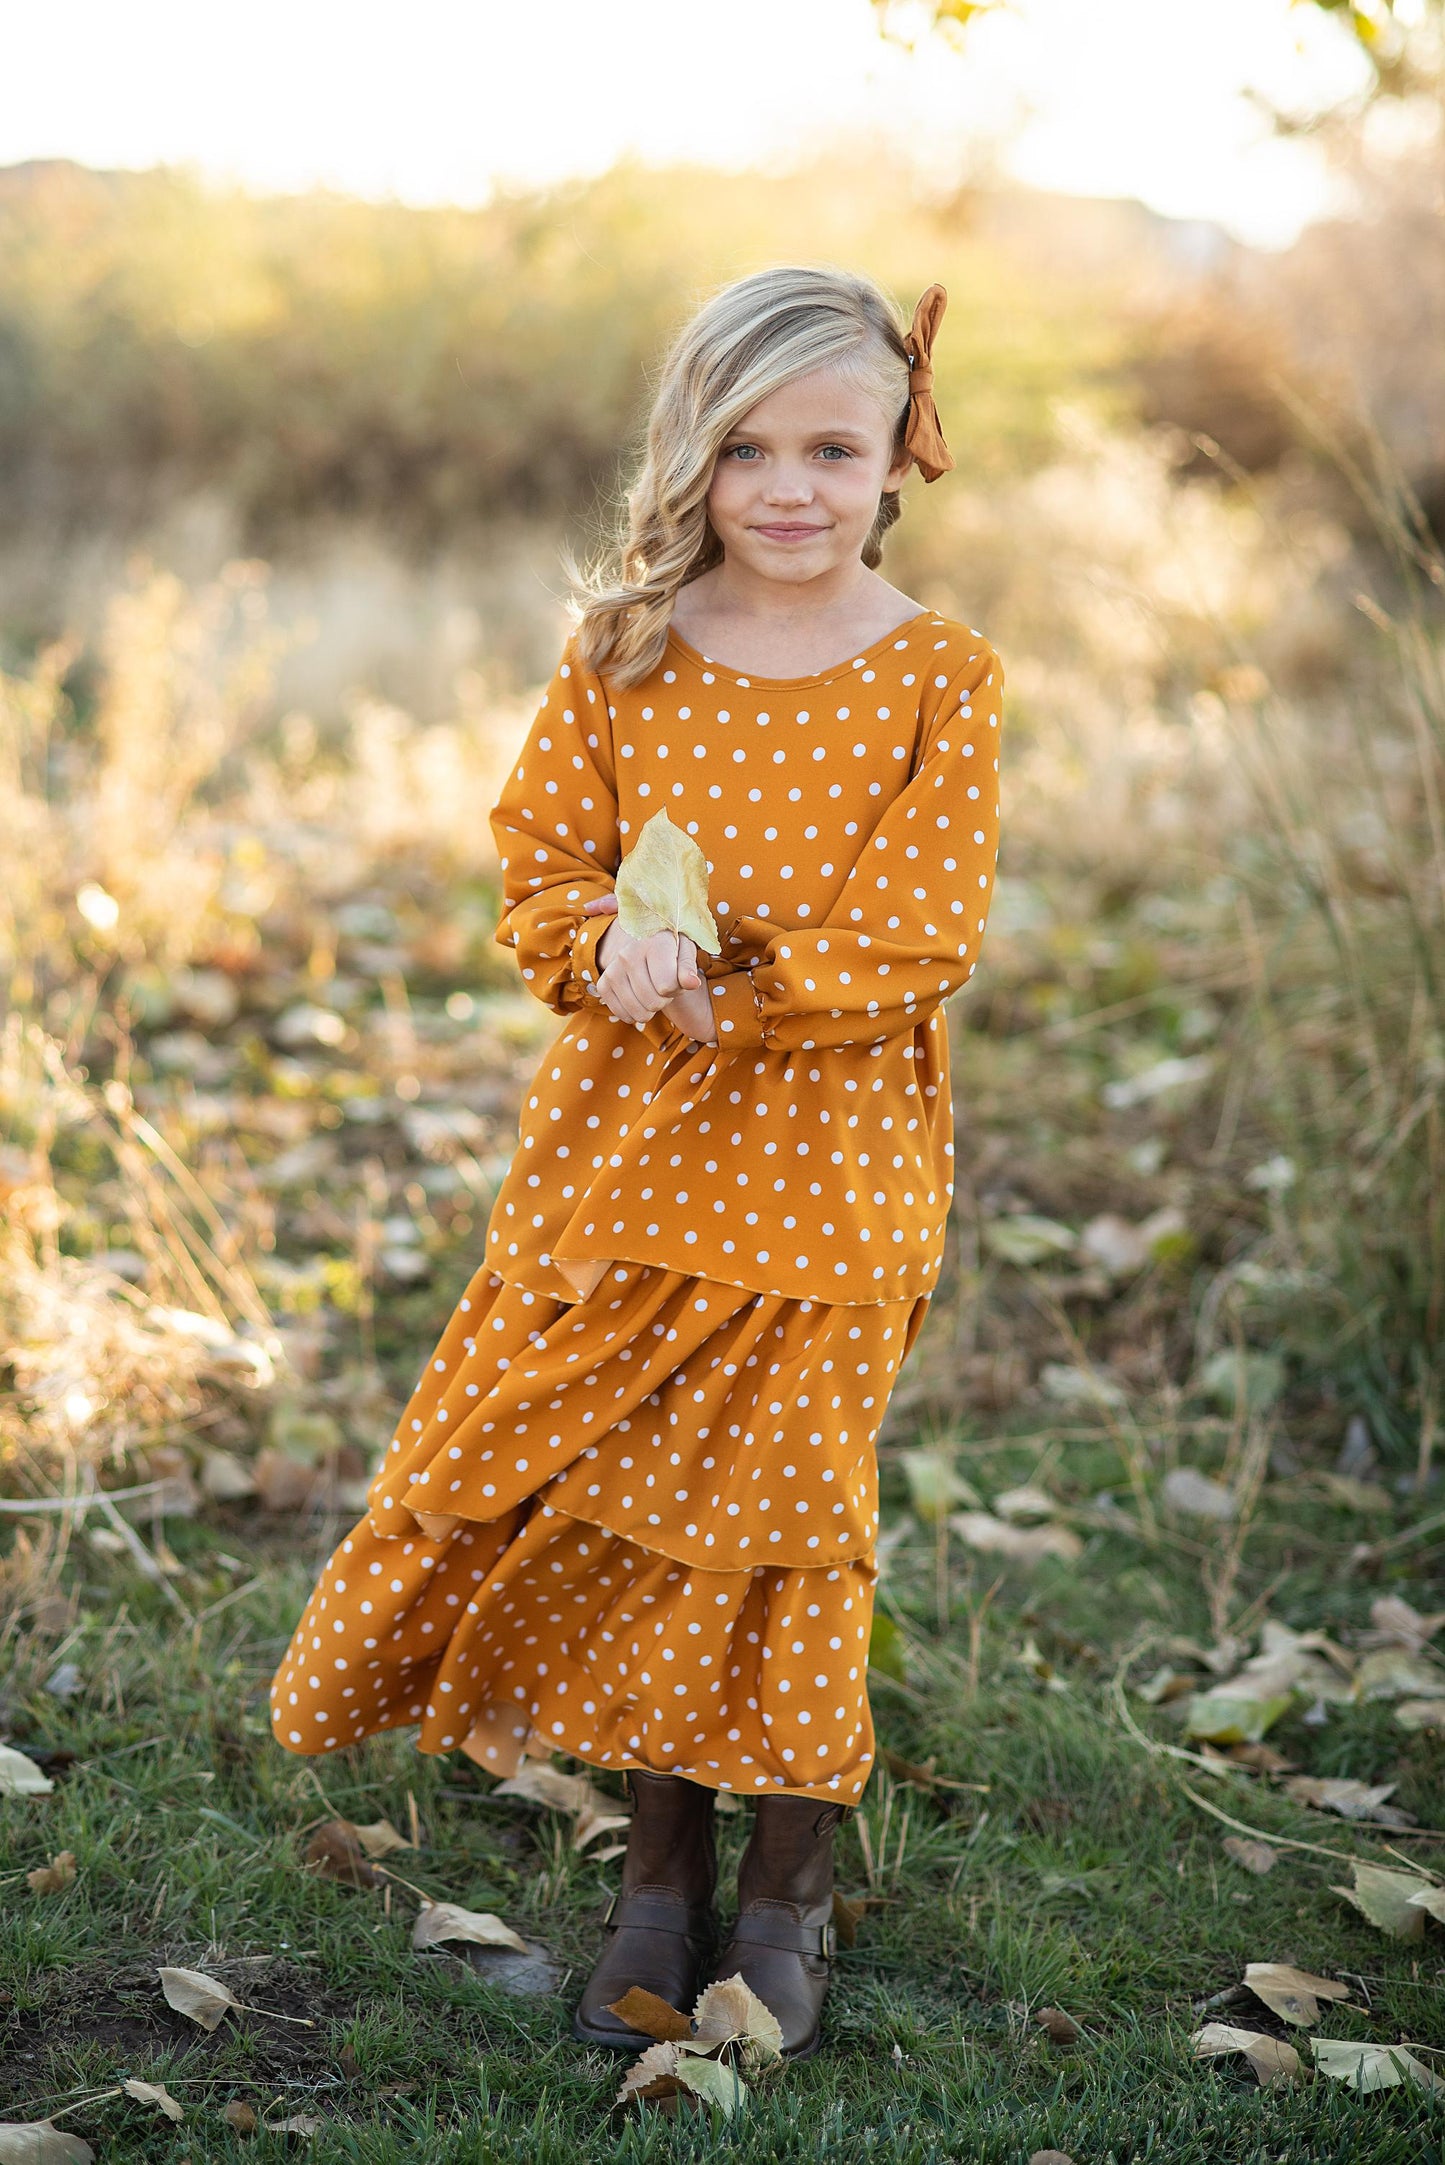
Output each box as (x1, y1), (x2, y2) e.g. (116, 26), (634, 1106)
(707, 363), (913, 587)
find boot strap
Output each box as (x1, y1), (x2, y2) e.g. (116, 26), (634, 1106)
(602, 1887), (713, 1941)
(724, 1905), (836, 1960)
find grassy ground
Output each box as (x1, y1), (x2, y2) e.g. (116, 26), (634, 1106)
(1, 419), (1443, 2159)
(3, 1412), (1443, 2164)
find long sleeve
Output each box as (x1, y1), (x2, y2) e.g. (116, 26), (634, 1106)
(705, 640), (1002, 1053)
(489, 636), (622, 1019)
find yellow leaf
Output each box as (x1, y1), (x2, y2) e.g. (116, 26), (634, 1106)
(605, 1988), (692, 2042)
(612, 809), (720, 955)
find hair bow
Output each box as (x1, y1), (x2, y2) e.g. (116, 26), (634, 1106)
(903, 283), (955, 483)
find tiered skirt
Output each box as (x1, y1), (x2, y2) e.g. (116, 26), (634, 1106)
(270, 1255), (930, 1802)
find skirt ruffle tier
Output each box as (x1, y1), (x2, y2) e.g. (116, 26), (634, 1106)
(270, 1256), (929, 1802)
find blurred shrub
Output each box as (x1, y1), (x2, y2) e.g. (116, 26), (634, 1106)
(0, 153), (1130, 553)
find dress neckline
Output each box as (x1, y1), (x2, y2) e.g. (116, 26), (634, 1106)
(664, 609), (935, 692)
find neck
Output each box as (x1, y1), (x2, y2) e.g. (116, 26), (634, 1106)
(702, 557), (873, 627)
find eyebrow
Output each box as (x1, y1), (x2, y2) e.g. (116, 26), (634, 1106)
(719, 424), (874, 445)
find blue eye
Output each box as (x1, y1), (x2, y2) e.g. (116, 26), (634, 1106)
(724, 445), (759, 461)
(819, 445), (852, 460)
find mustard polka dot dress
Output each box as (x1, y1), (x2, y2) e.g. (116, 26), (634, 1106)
(271, 611), (1003, 1803)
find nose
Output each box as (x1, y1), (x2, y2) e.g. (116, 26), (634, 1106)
(760, 464), (813, 507)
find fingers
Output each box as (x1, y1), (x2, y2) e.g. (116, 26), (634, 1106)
(595, 924), (702, 1028)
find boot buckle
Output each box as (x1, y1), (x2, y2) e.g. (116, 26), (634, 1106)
(819, 1919), (837, 1961)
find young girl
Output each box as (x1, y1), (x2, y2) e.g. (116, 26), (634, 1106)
(270, 264), (1003, 2063)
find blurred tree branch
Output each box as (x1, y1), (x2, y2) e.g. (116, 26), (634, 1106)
(874, 0), (1443, 103)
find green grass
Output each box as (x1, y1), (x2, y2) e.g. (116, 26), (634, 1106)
(2, 1423), (1443, 2163)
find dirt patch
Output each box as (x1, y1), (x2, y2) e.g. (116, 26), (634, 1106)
(0, 1955), (364, 2104)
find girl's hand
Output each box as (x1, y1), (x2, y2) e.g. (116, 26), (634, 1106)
(583, 894), (718, 1046)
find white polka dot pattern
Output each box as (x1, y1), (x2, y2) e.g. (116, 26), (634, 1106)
(269, 1256), (926, 1802)
(485, 614), (1005, 1309)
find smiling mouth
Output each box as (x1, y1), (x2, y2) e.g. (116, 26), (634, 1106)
(753, 523), (828, 537)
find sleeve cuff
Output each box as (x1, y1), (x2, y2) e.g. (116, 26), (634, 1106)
(708, 966), (769, 1051)
(568, 910), (614, 1009)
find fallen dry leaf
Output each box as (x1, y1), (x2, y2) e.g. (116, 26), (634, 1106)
(1222, 1837), (1279, 1876)
(950, 1512), (1083, 1566)
(990, 1483), (1059, 1523)
(199, 1447), (258, 1501)
(1034, 2007), (1081, 2045)
(1311, 2038), (1442, 2094)
(616, 2039), (685, 2108)
(0, 1746), (55, 1798)
(351, 1818), (413, 1860)
(1192, 2022), (1301, 2087)
(1243, 1962), (1350, 2027)
(493, 1758), (623, 1821)
(1223, 1741), (1298, 1774)
(1232, 1620), (1356, 1703)
(222, 2101), (258, 2134)
(1364, 1595), (1445, 1653)
(1395, 1698), (1445, 1732)
(1283, 1775), (1416, 1827)
(158, 1964), (241, 2032)
(1330, 1860), (1434, 1941)
(304, 1821), (385, 1889)
(831, 1890), (871, 1948)
(1079, 1206), (1185, 1278)
(26, 1852), (77, 1895)
(666, 2054), (748, 2115)
(613, 808), (721, 955)
(606, 1988), (692, 2043)
(264, 2114), (327, 2137)
(1354, 1648), (1445, 1702)
(0, 2122), (95, 2163)
(692, 1974), (784, 2060)
(1162, 1467), (1235, 1522)
(122, 2079), (184, 2122)
(614, 1971), (783, 2118)
(573, 1807), (633, 1853)
(983, 1215), (1076, 1268)
(1183, 1690), (1293, 1745)
(411, 1901), (526, 1954)
(1027, 2153), (1078, 2165)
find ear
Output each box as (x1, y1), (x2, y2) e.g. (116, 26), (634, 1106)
(884, 443), (915, 492)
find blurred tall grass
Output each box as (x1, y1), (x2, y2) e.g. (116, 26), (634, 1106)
(0, 143), (1441, 1501)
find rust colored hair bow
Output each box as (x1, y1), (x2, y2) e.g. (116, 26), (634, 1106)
(903, 283), (954, 482)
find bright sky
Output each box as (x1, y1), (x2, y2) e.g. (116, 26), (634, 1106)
(0, 0), (1379, 247)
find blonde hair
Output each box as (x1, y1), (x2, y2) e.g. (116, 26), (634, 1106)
(567, 264), (914, 689)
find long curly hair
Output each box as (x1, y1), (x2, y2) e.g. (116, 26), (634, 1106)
(566, 264), (915, 689)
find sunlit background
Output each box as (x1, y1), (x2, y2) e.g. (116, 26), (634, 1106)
(2, 0), (1383, 240)
(2, 9), (1444, 2137)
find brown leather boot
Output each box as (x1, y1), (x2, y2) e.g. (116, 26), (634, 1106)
(706, 1793), (847, 2061)
(571, 1769), (717, 2050)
